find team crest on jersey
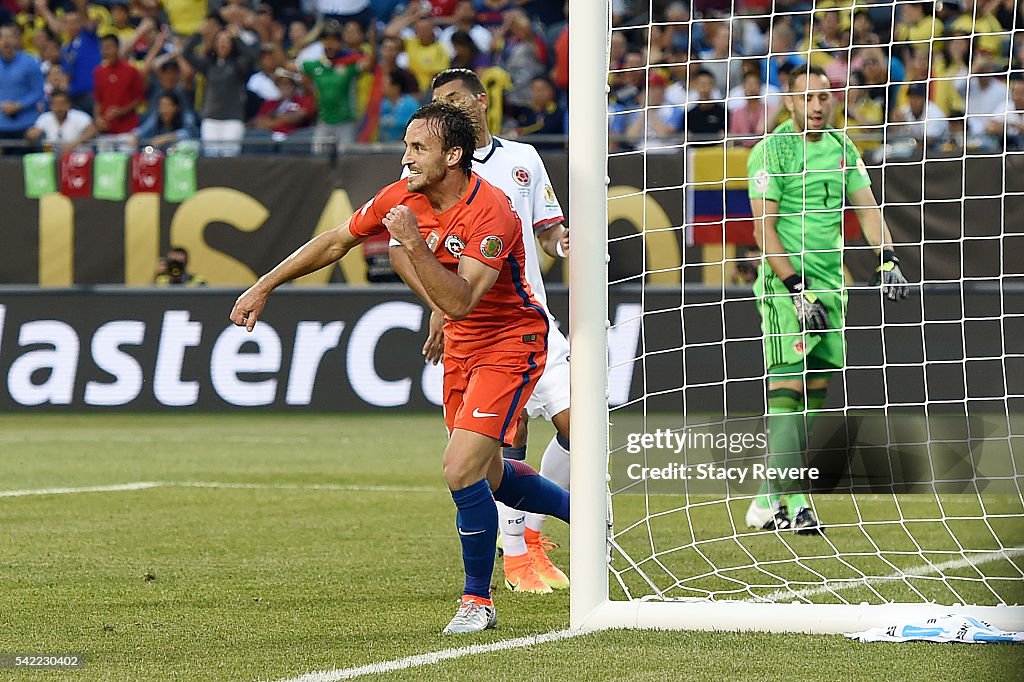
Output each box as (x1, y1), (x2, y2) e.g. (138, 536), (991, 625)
(793, 339), (806, 355)
(512, 166), (531, 186)
(445, 235), (466, 258)
(425, 230), (440, 250)
(480, 235), (503, 259)
(753, 169), (770, 193)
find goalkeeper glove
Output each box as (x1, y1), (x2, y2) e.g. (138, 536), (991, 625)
(870, 250), (909, 301)
(783, 275), (830, 332)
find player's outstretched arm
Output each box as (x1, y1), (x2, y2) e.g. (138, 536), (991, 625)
(848, 186), (908, 301)
(390, 245), (445, 364)
(230, 222), (363, 331)
(384, 205), (498, 321)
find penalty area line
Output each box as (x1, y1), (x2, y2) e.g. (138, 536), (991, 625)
(269, 629), (582, 682)
(0, 481), (442, 498)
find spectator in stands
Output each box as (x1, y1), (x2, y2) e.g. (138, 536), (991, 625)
(894, 1), (944, 60)
(728, 70), (769, 147)
(1002, 76), (1024, 150)
(101, 0), (134, 42)
(636, 73), (685, 152)
(649, 1), (692, 57)
(247, 44), (285, 114)
(803, 8), (847, 70)
(610, 50), (644, 106)
(449, 30), (488, 71)
(386, 6), (449, 92)
(164, 0), (207, 37)
(377, 33), (406, 74)
(249, 67), (315, 139)
(495, 7), (545, 107)
(439, 1), (491, 56)
(687, 69), (725, 142)
(146, 58), (195, 119)
(43, 60), (69, 104)
(699, 20), (742, 95)
(132, 90), (197, 149)
(506, 74), (563, 146)
(851, 46), (892, 119)
(949, 0), (1009, 64)
(936, 32), (971, 101)
(550, 7), (567, 94)
(965, 59), (1009, 138)
(92, 33), (143, 139)
(301, 19), (367, 150)
(184, 23), (257, 156)
(155, 247), (206, 286)
(251, 4), (284, 46)
(891, 82), (949, 146)
(317, 0), (375, 29)
(0, 22), (43, 149)
(844, 67), (885, 142)
(850, 7), (879, 47)
(25, 87), (90, 147)
(36, 0), (101, 111)
(376, 68), (418, 141)
(936, 0), (964, 30)
(764, 22), (804, 89)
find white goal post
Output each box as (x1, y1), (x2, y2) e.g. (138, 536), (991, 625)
(567, 0), (1024, 634)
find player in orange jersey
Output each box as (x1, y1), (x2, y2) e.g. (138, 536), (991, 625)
(229, 102), (569, 634)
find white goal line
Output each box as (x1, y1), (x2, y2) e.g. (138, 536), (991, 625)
(267, 629), (582, 682)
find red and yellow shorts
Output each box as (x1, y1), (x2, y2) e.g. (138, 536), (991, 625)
(443, 348), (548, 446)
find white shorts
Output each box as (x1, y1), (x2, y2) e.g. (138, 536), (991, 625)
(525, 319), (570, 421)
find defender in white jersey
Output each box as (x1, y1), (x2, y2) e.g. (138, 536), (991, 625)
(391, 69), (571, 594)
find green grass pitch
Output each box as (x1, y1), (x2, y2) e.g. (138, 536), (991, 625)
(0, 414), (1021, 681)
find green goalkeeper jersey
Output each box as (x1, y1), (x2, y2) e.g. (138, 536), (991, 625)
(747, 120), (872, 292)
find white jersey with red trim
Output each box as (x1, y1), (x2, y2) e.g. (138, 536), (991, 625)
(469, 136), (564, 311)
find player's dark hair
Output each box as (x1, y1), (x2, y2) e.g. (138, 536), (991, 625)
(787, 64), (829, 90)
(409, 101), (476, 177)
(50, 88), (70, 100)
(100, 33), (120, 48)
(431, 68), (486, 96)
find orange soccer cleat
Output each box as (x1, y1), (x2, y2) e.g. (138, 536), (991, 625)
(502, 552), (553, 594)
(525, 529), (570, 590)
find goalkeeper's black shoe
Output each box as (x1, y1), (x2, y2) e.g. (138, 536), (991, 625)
(792, 507), (825, 535)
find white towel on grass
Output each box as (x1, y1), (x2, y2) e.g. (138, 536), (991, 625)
(846, 614), (1024, 644)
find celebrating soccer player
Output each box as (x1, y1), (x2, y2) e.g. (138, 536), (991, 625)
(745, 65), (909, 534)
(391, 69), (571, 595)
(229, 102), (570, 634)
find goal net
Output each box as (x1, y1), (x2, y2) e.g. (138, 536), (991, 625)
(568, 0), (1024, 633)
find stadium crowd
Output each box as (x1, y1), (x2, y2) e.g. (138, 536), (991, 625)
(0, 0), (568, 154)
(2, 0), (1024, 156)
(610, 0), (1024, 155)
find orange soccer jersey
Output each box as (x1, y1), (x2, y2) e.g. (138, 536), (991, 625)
(347, 173), (549, 444)
(347, 173), (550, 356)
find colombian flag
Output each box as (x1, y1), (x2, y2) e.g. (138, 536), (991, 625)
(685, 145), (861, 246)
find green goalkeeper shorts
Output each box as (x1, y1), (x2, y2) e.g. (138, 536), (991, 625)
(757, 289), (847, 379)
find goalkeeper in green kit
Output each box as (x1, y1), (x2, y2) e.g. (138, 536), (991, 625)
(745, 65), (909, 534)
